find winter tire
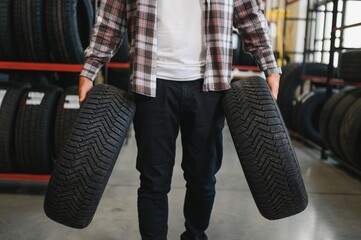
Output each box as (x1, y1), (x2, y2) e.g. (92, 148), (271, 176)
(45, 0), (94, 63)
(0, 82), (30, 172)
(15, 86), (63, 173)
(223, 76), (308, 220)
(9, 72), (50, 87)
(44, 84), (136, 229)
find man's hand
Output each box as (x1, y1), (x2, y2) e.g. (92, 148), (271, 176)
(79, 76), (93, 103)
(266, 73), (280, 100)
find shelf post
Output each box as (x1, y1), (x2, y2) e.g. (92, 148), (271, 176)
(326, 0), (339, 98)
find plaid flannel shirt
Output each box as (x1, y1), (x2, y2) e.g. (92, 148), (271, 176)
(80, 0), (281, 97)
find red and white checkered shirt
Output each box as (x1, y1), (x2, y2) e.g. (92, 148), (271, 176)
(81, 0), (280, 97)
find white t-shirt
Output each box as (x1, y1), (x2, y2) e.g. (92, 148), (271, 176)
(157, 0), (206, 81)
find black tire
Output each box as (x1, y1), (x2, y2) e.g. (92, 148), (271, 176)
(44, 84), (136, 229)
(9, 72), (50, 87)
(328, 88), (361, 160)
(45, 0), (94, 63)
(319, 87), (356, 150)
(232, 32), (257, 66)
(0, 0), (17, 60)
(15, 86), (63, 173)
(279, 63), (303, 93)
(0, 82), (30, 172)
(277, 63), (329, 129)
(13, 0), (50, 62)
(280, 63), (301, 78)
(340, 98), (361, 169)
(223, 76), (308, 220)
(293, 89), (327, 146)
(340, 50), (361, 82)
(0, 73), (9, 83)
(54, 86), (80, 158)
(107, 69), (130, 92)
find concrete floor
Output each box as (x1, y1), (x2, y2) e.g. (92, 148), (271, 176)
(1, 126), (361, 240)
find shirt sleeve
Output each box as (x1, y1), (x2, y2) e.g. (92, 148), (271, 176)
(80, 0), (127, 81)
(233, 0), (281, 76)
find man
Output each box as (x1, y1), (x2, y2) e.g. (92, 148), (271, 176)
(79, 0), (281, 239)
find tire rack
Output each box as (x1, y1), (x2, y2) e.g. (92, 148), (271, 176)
(305, 0), (361, 178)
(300, 0), (361, 177)
(265, 0), (313, 65)
(0, 0), (92, 182)
(266, 0), (361, 177)
(0, 59), (125, 182)
(0, 0), (259, 181)
(0, 0), (304, 181)
(0, 61), (259, 182)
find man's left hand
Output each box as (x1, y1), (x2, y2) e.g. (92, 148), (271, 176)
(266, 73), (280, 100)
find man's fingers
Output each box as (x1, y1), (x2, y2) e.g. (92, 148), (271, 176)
(271, 87), (278, 100)
(79, 93), (86, 103)
(78, 76), (94, 104)
(79, 88), (87, 103)
(266, 73), (280, 100)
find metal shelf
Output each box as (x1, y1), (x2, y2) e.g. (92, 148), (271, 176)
(0, 174), (50, 182)
(0, 62), (259, 72)
(302, 75), (361, 87)
(0, 61), (129, 72)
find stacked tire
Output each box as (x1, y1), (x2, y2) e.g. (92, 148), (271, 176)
(277, 62), (330, 130)
(232, 31), (257, 66)
(0, 0), (18, 60)
(45, 0), (94, 63)
(15, 86), (63, 173)
(319, 88), (361, 169)
(0, 82), (30, 172)
(339, 50), (361, 83)
(54, 87), (80, 157)
(319, 49), (361, 170)
(13, 0), (51, 62)
(0, 82), (80, 174)
(293, 89), (327, 146)
(277, 62), (333, 147)
(0, 0), (94, 63)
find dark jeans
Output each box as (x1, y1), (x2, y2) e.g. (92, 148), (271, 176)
(133, 79), (225, 240)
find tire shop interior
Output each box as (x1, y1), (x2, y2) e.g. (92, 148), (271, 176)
(0, 0), (361, 239)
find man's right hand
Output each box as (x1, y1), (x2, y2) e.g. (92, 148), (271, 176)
(79, 76), (93, 103)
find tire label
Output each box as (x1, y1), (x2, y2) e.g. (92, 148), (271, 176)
(64, 95), (80, 109)
(301, 91), (315, 104)
(232, 33), (238, 49)
(0, 90), (7, 108)
(26, 92), (45, 105)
